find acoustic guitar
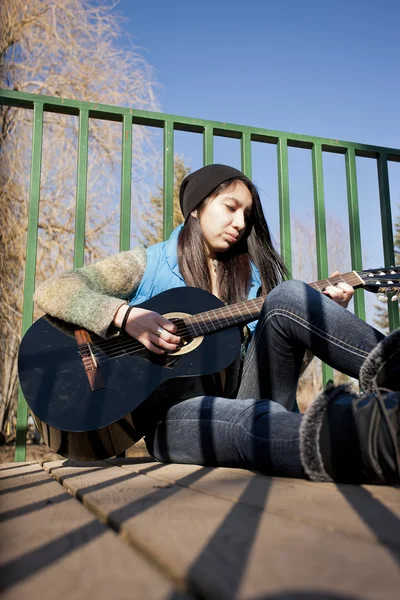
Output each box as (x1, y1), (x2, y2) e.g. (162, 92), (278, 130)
(18, 268), (400, 460)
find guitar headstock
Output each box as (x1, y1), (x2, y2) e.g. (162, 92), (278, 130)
(357, 266), (400, 301)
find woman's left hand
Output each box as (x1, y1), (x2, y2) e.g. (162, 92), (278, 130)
(323, 270), (354, 308)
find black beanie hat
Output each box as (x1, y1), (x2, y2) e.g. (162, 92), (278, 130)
(179, 164), (248, 220)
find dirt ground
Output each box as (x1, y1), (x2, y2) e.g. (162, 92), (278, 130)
(0, 438), (150, 464)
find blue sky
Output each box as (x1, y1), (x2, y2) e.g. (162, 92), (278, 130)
(119, 0), (399, 147)
(116, 0), (400, 325)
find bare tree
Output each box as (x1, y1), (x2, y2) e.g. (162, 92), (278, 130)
(0, 0), (161, 436)
(141, 156), (190, 247)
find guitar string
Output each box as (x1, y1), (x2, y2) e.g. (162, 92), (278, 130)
(91, 296), (275, 360)
(93, 282), (365, 362)
(90, 273), (365, 354)
(92, 280), (380, 361)
(92, 302), (263, 352)
(91, 304), (262, 362)
(92, 311), (243, 352)
(92, 313), (258, 362)
(91, 316), (256, 358)
(91, 315), (248, 354)
(93, 331), (214, 363)
(83, 274), (383, 363)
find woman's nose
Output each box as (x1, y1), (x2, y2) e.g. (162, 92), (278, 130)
(233, 214), (245, 230)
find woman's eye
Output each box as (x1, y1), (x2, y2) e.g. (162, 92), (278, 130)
(226, 205), (235, 212)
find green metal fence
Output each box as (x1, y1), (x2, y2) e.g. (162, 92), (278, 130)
(1, 89), (399, 461)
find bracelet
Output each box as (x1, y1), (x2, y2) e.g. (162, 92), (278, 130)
(121, 305), (135, 332)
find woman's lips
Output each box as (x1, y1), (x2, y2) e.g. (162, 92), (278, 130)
(224, 232), (238, 243)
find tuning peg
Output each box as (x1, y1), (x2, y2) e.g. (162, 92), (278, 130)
(378, 294), (388, 302)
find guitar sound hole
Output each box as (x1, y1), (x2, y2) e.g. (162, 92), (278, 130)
(165, 315), (203, 357)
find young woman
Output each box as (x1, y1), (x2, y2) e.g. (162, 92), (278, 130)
(34, 164), (400, 485)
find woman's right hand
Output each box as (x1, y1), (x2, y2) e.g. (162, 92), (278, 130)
(114, 305), (181, 354)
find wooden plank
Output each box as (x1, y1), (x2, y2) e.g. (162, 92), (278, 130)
(110, 460), (400, 546)
(0, 462), (192, 600)
(45, 460), (400, 600)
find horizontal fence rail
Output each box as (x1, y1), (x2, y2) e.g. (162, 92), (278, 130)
(1, 89), (399, 461)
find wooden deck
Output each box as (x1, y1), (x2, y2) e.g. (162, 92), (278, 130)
(1, 458), (400, 599)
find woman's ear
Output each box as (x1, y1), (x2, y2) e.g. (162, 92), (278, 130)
(191, 209), (198, 219)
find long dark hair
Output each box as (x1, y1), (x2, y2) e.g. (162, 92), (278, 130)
(177, 176), (288, 304)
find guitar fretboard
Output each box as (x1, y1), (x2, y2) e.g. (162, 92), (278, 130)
(183, 271), (365, 337)
(308, 272), (364, 292)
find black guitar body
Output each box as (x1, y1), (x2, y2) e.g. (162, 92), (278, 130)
(18, 287), (242, 461)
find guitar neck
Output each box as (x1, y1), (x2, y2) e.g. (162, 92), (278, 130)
(184, 271), (365, 337)
(308, 271), (364, 293)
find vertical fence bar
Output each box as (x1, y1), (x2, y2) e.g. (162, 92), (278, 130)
(74, 109), (89, 268)
(277, 137), (292, 275)
(377, 153), (399, 330)
(120, 113), (133, 251)
(312, 143), (329, 279)
(345, 148), (366, 321)
(163, 120), (174, 240)
(15, 103), (44, 461)
(203, 125), (214, 166)
(241, 132), (252, 178)
(312, 143), (333, 385)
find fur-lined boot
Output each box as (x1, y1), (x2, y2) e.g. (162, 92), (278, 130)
(300, 330), (400, 485)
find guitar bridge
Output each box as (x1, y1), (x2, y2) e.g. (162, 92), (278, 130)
(74, 329), (105, 391)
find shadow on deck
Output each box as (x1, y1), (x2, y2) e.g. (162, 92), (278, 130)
(1, 458), (400, 599)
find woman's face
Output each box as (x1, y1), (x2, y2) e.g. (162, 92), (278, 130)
(192, 181), (253, 258)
